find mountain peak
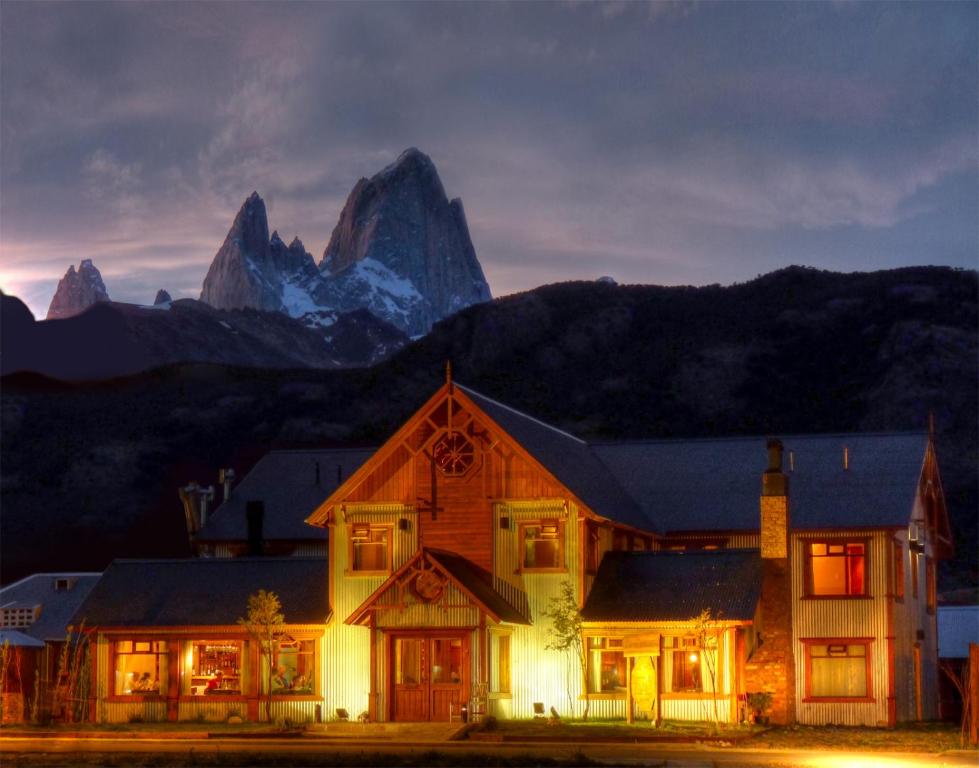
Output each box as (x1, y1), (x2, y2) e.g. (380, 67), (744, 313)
(46, 260), (110, 320)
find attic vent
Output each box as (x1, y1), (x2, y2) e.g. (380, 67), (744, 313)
(54, 577), (71, 591)
(0, 606), (39, 628)
(843, 446), (849, 471)
(789, 451), (795, 472)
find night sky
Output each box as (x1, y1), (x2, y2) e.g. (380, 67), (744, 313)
(1, 1), (975, 318)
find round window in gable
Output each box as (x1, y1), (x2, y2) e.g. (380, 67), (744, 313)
(432, 431), (475, 476)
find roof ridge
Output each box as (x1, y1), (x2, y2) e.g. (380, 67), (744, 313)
(0, 572), (102, 592)
(456, 384), (587, 445)
(590, 430), (928, 447)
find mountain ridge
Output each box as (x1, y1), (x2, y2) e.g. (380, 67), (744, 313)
(3, 265), (976, 597)
(200, 148), (491, 336)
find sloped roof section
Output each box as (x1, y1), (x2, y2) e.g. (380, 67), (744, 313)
(427, 549), (530, 625)
(0, 629), (45, 648)
(582, 550), (762, 622)
(0, 573), (101, 641)
(938, 606), (979, 659)
(197, 449), (374, 542)
(72, 558), (328, 627)
(592, 433), (926, 532)
(458, 385), (648, 529)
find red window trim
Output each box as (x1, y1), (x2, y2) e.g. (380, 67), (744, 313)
(801, 537), (871, 598)
(109, 637), (169, 699)
(800, 637), (874, 703)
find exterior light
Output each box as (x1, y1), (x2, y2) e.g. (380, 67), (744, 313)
(688, 652), (698, 663)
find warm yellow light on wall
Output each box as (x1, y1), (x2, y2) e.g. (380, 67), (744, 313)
(688, 652), (698, 663)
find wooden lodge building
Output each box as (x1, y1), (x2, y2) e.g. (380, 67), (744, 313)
(74, 374), (952, 726)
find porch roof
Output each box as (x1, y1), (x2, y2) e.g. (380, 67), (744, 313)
(581, 549), (761, 623)
(426, 549), (530, 625)
(72, 558), (329, 627)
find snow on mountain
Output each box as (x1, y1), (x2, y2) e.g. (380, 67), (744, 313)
(198, 149), (491, 337)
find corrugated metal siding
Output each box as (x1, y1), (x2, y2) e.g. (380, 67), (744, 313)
(792, 530), (890, 726)
(652, 533), (760, 550)
(495, 502), (587, 718)
(324, 505), (416, 720)
(268, 699), (321, 723)
(102, 701), (167, 723)
(178, 699), (242, 722)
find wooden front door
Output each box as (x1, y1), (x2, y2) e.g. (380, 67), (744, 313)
(391, 633), (467, 721)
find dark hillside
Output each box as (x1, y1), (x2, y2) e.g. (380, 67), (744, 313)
(2, 266), (976, 597)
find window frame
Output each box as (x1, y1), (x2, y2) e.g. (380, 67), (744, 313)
(803, 538), (870, 599)
(661, 635), (723, 698)
(518, 520), (566, 573)
(182, 639), (245, 698)
(801, 637), (874, 703)
(584, 636), (627, 697)
(347, 522), (393, 575)
(266, 635), (318, 698)
(109, 638), (168, 700)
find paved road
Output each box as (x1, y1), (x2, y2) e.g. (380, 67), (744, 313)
(1, 736), (975, 767)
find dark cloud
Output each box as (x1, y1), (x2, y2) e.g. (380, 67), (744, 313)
(1, 1), (975, 316)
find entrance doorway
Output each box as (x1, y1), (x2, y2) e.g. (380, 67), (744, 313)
(391, 633), (468, 721)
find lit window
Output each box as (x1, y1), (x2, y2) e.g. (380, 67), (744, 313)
(807, 642), (870, 699)
(522, 521), (562, 569)
(926, 558), (936, 614)
(807, 541), (866, 596)
(350, 524), (390, 572)
(893, 541), (904, 600)
(494, 634), (511, 695)
(662, 636), (719, 693)
(113, 640), (167, 696)
(184, 641), (242, 695)
(269, 637), (315, 694)
(586, 637), (626, 693)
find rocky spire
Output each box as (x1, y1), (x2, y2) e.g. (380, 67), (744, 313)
(320, 147), (491, 335)
(154, 289), (172, 305)
(199, 192), (280, 311)
(46, 259), (110, 320)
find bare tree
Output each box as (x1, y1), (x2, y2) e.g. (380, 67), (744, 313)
(941, 658), (973, 747)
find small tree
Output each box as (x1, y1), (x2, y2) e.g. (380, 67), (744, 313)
(693, 608), (723, 730)
(543, 580), (589, 721)
(941, 658), (974, 747)
(239, 590), (284, 722)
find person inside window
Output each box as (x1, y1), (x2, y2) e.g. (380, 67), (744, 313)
(205, 670), (223, 693)
(273, 666), (292, 692)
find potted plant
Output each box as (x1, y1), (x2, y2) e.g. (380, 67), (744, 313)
(746, 692), (773, 725)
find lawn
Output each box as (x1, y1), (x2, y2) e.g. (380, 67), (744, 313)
(469, 717), (975, 753)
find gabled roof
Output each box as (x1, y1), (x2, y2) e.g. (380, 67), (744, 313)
(0, 573), (101, 641)
(592, 433), (928, 532)
(457, 386), (648, 530)
(346, 548), (530, 626)
(938, 606), (979, 659)
(582, 550), (762, 623)
(72, 558), (328, 627)
(426, 549), (529, 625)
(198, 449), (373, 542)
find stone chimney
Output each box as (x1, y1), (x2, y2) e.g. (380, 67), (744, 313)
(745, 438), (796, 724)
